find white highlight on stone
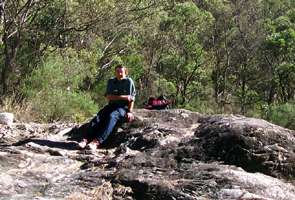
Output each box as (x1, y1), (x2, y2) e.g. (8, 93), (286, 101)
(0, 113), (14, 125)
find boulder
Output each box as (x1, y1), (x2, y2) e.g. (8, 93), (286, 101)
(0, 112), (14, 125)
(194, 115), (295, 179)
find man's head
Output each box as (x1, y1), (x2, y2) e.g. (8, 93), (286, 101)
(115, 65), (128, 80)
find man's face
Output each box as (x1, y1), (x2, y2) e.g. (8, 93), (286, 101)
(115, 67), (127, 80)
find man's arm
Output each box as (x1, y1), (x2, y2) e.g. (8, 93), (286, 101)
(125, 100), (134, 122)
(106, 95), (131, 102)
(106, 94), (134, 111)
(128, 100), (134, 112)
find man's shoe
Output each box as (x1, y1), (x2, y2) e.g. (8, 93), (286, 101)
(88, 139), (100, 151)
(78, 138), (88, 149)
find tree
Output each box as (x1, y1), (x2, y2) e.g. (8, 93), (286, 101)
(205, 0), (237, 112)
(0, 0), (88, 96)
(158, 2), (213, 105)
(262, 15), (295, 104)
(0, 0), (46, 95)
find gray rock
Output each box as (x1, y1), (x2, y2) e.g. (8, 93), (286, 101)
(194, 115), (295, 179)
(0, 109), (294, 199)
(0, 112), (14, 125)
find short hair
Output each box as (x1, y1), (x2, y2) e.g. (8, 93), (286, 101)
(115, 64), (128, 75)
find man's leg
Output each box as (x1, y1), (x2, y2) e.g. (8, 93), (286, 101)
(96, 107), (126, 144)
(79, 104), (115, 148)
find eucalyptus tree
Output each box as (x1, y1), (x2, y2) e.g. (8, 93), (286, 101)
(203, 0), (267, 114)
(0, 0), (48, 95)
(203, 0), (236, 112)
(0, 0), (93, 97)
(157, 2), (213, 105)
(228, 0), (266, 114)
(261, 2), (295, 105)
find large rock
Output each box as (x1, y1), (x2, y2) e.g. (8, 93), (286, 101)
(0, 109), (294, 199)
(194, 115), (295, 179)
(0, 112), (14, 125)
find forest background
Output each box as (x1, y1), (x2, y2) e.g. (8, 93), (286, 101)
(0, 0), (295, 130)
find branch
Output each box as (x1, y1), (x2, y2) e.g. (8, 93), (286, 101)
(101, 59), (115, 70)
(264, 54), (273, 68)
(185, 48), (204, 85)
(128, 1), (157, 12)
(63, 22), (94, 32)
(19, 0), (35, 27)
(6, 29), (18, 39)
(102, 34), (119, 56)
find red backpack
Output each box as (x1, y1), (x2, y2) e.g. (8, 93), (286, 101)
(144, 96), (171, 110)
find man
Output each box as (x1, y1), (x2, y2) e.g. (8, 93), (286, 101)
(78, 64), (136, 150)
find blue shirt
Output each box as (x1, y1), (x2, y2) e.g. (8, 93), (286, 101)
(105, 77), (136, 106)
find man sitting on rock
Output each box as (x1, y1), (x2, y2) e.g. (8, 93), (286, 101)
(78, 64), (136, 150)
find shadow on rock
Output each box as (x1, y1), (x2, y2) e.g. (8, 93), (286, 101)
(65, 122), (89, 142)
(13, 139), (79, 150)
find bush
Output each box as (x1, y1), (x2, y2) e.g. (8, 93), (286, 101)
(22, 49), (98, 122)
(269, 103), (295, 130)
(182, 99), (216, 114)
(30, 89), (97, 122)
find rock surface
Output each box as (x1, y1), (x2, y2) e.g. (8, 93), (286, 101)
(0, 112), (14, 125)
(0, 109), (294, 200)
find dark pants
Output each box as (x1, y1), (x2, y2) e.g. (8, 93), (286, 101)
(85, 104), (127, 143)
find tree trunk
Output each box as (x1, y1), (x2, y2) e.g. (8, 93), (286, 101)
(1, 27), (20, 95)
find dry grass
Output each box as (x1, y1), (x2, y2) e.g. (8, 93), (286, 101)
(0, 95), (38, 122)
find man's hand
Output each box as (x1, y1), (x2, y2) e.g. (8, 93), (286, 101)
(126, 112), (134, 122)
(127, 95), (132, 102)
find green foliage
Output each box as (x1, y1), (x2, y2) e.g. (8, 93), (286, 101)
(182, 98), (216, 115)
(33, 0), (65, 33)
(235, 86), (260, 113)
(155, 76), (176, 96)
(30, 89), (97, 122)
(22, 49), (97, 122)
(123, 53), (145, 82)
(157, 2), (213, 105)
(268, 103), (295, 130)
(25, 48), (92, 91)
(266, 27), (295, 55)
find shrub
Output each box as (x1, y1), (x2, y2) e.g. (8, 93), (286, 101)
(269, 102), (295, 130)
(30, 89), (97, 122)
(22, 49), (98, 122)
